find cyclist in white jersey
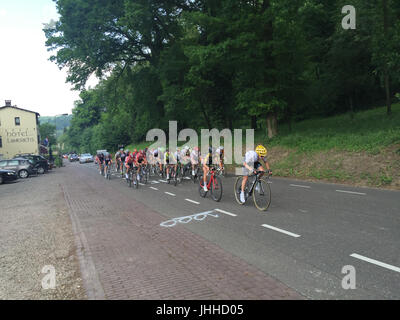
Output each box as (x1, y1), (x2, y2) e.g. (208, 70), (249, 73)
(240, 145), (272, 203)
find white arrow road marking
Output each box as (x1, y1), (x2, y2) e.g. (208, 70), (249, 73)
(350, 254), (400, 273)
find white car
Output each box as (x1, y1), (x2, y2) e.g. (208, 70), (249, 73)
(79, 153), (94, 164)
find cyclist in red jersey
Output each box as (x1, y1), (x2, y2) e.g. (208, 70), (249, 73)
(124, 151), (135, 181)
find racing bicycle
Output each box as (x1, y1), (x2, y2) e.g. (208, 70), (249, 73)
(234, 171), (272, 211)
(198, 166), (223, 202)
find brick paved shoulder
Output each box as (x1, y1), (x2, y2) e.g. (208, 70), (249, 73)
(62, 164), (303, 300)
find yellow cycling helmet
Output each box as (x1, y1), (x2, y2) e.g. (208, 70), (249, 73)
(255, 145), (267, 157)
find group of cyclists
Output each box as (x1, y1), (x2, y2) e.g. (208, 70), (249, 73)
(94, 144), (272, 207)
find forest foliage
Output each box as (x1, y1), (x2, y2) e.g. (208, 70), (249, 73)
(44, 0), (400, 154)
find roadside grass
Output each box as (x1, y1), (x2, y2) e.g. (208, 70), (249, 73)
(261, 103), (400, 154)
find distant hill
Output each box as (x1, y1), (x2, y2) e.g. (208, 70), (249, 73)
(39, 114), (72, 137)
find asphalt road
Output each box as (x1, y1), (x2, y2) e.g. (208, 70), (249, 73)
(76, 161), (399, 299)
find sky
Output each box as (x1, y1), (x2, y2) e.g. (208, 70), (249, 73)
(0, 0), (97, 116)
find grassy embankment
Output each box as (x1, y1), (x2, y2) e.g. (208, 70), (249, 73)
(125, 104), (400, 189)
(260, 104), (400, 189)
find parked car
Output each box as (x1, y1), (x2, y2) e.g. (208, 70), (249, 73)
(14, 154), (50, 174)
(0, 169), (18, 184)
(69, 154), (79, 162)
(0, 159), (37, 179)
(79, 153), (94, 164)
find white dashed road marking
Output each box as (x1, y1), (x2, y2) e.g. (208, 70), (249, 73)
(336, 190), (366, 196)
(185, 199), (200, 205)
(165, 192), (176, 197)
(290, 184), (311, 189)
(261, 224), (301, 238)
(350, 254), (400, 273)
(150, 187), (159, 191)
(214, 209), (237, 217)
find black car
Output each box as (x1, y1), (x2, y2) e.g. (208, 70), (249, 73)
(14, 154), (50, 174)
(69, 154), (79, 162)
(0, 159), (37, 179)
(0, 169), (18, 184)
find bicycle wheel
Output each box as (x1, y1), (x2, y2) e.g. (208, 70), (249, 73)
(252, 179), (271, 211)
(234, 176), (247, 205)
(128, 171), (132, 188)
(192, 167), (198, 183)
(133, 170), (139, 189)
(173, 168), (178, 186)
(198, 174), (208, 198)
(168, 167), (174, 184)
(211, 176), (223, 202)
(174, 165), (181, 186)
(142, 167), (148, 184)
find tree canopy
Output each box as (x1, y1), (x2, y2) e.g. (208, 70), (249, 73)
(45, 0), (400, 153)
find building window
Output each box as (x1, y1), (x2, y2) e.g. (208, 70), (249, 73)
(15, 117), (20, 126)
(0, 136), (2, 148)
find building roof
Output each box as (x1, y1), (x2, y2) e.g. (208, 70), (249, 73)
(0, 105), (40, 116)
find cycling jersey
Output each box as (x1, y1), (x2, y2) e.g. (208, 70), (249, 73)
(104, 157), (112, 165)
(216, 148), (224, 160)
(136, 152), (146, 164)
(174, 151), (180, 163)
(191, 150), (199, 162)
(125, 155), (135, 165)
(244, 150), (267, 164)
(203, 153), (213, 166)
(164, 152), (170, 164)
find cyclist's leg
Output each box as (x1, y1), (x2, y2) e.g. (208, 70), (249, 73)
(125, 163), (130, 180)
(202, 165), (209, 190)
(240, 165), (252, 203)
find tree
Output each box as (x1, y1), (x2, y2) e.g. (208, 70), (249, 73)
(39, 123), (57, 146)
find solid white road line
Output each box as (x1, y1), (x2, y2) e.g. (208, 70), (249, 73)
(336, 190), (366, 196)
(350, 253), (400, 273)
(214, 209), (237, 217)
(165, 192), (176, 197)
(150, 187), (159, 191)
(290, 184), (311, 189)
(185, 199), (200, 205)
(261, 224), (301, 238)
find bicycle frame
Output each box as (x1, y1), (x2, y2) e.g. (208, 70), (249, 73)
(247, 171), (270, 196)
(204, 167), (218, 189)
